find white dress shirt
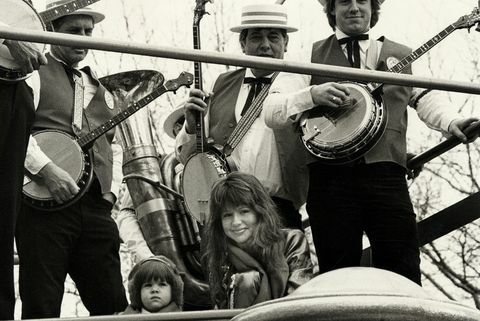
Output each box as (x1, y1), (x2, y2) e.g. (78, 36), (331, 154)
(176, 69), (287, 200)
(264, 33), (461, 135)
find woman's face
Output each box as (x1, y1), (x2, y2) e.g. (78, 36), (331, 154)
(221, 205), (258, 246)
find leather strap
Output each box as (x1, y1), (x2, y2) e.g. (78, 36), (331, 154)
(224, 72), (278, 154)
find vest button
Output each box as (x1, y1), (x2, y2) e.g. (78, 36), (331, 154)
(93, 147), (98, 152)
(228, 122), (234, 128)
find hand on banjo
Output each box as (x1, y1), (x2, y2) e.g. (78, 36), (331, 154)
(38, 162), (80, 204)
(184, 88), (210, 134)
(4, 39), (47, 74)
(310, 82), (351, 107)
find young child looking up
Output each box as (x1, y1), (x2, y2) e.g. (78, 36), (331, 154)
(123, 255), (184, 314)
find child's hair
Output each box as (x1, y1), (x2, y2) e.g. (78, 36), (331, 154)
(128, 255), (184, 310)
(203, 172), (284, 305)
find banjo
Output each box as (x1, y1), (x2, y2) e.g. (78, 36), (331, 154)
(0, 0), (101, 82)
(23, 71), (193, 210)
(181, 0), (226, 225)
(300, 8), (480, 164)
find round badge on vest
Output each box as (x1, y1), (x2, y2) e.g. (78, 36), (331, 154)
(105, 91), (115, 109)
(386, 56), (400, 70)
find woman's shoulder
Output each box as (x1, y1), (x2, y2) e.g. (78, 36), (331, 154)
(282, 228), (306, 239)
(281, 229), (308, 250)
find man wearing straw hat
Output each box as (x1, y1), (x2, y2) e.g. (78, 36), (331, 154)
(15, 0), (128, 318)
(263, 0), (478, 285)
(0, 1), (47, 318)
(176, 4), (308, 230)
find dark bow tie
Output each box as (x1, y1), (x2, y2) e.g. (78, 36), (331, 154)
(338, 34), (369, 68)
(243, 77), (272, 84)
(337, 34), (369, 45)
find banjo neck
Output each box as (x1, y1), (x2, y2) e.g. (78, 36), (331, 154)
(38, 0), (101, 24)
(77, 72), (193, 149)
(368, 9), (480, 93)
(193, 0), (211, 154)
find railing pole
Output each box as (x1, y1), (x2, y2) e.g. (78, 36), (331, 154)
(1, 27), (480, 94)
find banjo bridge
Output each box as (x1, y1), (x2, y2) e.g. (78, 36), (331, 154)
(303, 128), (322, 143)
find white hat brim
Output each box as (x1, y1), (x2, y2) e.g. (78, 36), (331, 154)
(230, 24), (298, 33)
(163, 108), (185, 139)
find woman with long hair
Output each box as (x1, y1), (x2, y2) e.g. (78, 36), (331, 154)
(203, 172), (313, 309)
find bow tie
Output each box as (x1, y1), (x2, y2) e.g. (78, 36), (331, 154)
(337, 34), (369, 45)
(243, 77), (272, 84)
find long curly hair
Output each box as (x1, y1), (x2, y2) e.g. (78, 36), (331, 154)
(323, 0), (383, 31)
(202, 172), (284, 306)
(128, 256), (184, 311)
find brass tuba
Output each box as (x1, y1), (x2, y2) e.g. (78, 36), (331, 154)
(100, 70), (210, 310)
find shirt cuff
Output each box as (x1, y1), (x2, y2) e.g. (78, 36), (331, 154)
(24, 137), (52, 175)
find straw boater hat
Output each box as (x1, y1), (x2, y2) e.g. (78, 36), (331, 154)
(317, 0), (385, 5)
(45, 0), (105, 23)
(230, 4), (297, 33)
(163, 107), (185, 139)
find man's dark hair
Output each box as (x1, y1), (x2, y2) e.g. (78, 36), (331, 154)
(324, 0), (382, 31)
(239, 28), (288, 43)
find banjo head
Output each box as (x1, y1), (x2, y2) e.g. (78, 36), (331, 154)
(23, 130), (86, 202)
(182, 152), (229, 224)
(301, 82), (386, 164)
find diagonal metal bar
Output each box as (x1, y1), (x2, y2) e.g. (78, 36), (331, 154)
(1, 26), (480, 94)
(407, 121), (480, 171)
(417, 192), (480, 246)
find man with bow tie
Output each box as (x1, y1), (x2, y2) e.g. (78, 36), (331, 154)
(15, 1), (127, 318)
(176, 4), (308, 230)
(263, 0), (478, 285)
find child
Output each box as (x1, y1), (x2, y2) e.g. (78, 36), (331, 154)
(123, 255), (184, 314)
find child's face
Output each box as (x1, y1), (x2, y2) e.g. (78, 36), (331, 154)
(221, 204), (258, 246)
(140, 279), (172, 312)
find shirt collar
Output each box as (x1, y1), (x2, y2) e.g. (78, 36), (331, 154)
(245, 68), (274, 79)
(335, 29), (371, 53)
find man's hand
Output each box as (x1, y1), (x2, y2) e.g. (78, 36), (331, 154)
(184, 88), (209, 134)
(310, 82), (351, 107)
(4, 40), (47, 74)
(448, 117), (480, 143)
(37, 162), (80, 204)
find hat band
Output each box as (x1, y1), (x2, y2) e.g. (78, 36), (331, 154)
(240, 19), (289, 27)
(241, 11), (287, 18)
(241, 11), (288, 26)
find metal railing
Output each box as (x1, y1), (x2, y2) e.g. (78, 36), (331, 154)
(1, 26), (480, 95)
